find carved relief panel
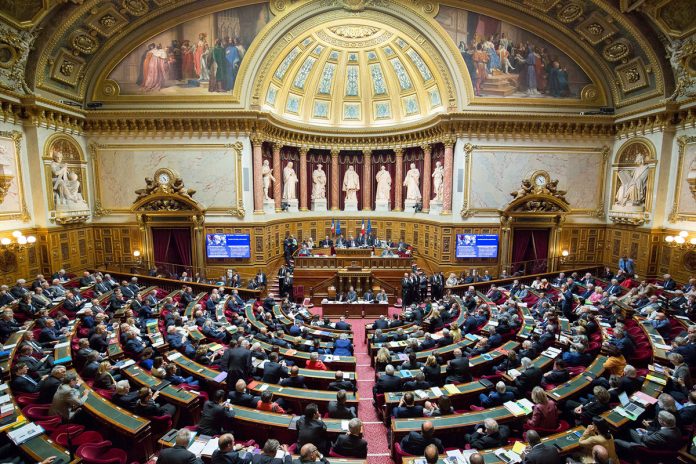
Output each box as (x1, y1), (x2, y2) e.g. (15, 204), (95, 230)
(42, 134), (91, 225)
(608, 138), (656, 226)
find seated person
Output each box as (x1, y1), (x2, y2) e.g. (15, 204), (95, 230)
(399, 421), (444, 456)
(542, 359), (570, 387)
(464, 418), (509, 450)
(305, 351), (328, 371)
(393, 392), (424, 418)
(614, 410), (682, 455)
(198, 390), (236, 437)
(135, 386), (177, 417)
(327, 389), (356, 419)
(423, 395), (454, 417)
(256, 390), (285, 413)
(333, 333), (353, 356)
(479, 381), (514, 407)
(403, 371), (431, 392)
(228, 379), (260, 408)
(331, 418), (367, 458)
(112, 380), (139, 411)
(279, 365), (307, 389)
(10, 362), (40, 393)
(163, 363), (199, 387)
(526, 387), (559, 430)
(346, 287), (357, 303)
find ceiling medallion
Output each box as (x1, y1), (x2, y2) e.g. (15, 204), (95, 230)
(340, 0), (371, 11)
(329, 25), (380, 39)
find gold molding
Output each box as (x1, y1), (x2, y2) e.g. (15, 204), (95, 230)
(0, 130), (30, 222)
(669, 135), (696, 222)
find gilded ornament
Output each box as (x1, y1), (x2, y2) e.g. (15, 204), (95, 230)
(59, 60), (75, 77)
(625, 66), (639, 83)
(522, 0), (560, 12)
(557, 1), (584, 23)
(70, 30), (98, 54)
(329, 25), (380, 39)
(602, 39), (631, 62)
(587, 23), (604, 36)
(99, 14), (117, 28)
(102, 82), (116, 96)
(580, 84), (599, 102)
(122, 0), (149, 16)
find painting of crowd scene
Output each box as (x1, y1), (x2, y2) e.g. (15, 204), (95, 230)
(108, 3), (270, 95)
(436, 6), (592, 99)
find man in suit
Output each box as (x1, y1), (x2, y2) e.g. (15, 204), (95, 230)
(49, 372), (89, 421)
(606, 279), (622, 297)
(375, 289), (388, 304)
(228, 379), (260, 407)
(220, 339), (253, 384)
(18, 345), (53, 377)
(373, 315), (389, 330)
(335, 316), (351, 331)
(263, 293), (276, 312)
(0, 285), (16, 306)
(18, 293), (37, 317)
(393, 392), (424, 418)
(280, 366), (307, 389)
(48, 279), (67, 298)
(615, 410), (682, 455)
(465, 418), (509, 450)
(346, 235), (357, 248)
(62, 290), (85, 314)
(327, 389), (356, 419)
(262, 352), (288, 384)
(362, 289), (374, 302)
(399, 421), (444, 456)
(10, 362), (40, 393)
(522, 430), (561, 464)
(40, 318), (65, 345)
(319, 236), (333, 248)
(514, 357), (543, 395)
(373, 365), (402, 396)
(328, 371), (356, 392)
(10, 279), (28, 299)
(120, 281), (136, 299)
(198, 389), (236, 436)
(210, 433), (247, 464)
(401, 273), (411, 307)
(159, 429), (204, 464)
(445, 348), (472, 384)
(37, 365), (66, 404)
(79, 271), (95, 287)
(618, 255), (635, 276)
(332, 418), (367, 458)
(346, 286), (357, 303)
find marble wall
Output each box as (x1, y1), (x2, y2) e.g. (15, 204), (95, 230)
(0, 131), (23, 218)
(466, 146), (605, 212)
(94, 144), (240, 211)
(673, 134), (696, 219)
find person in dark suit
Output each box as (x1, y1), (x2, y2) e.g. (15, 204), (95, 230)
(372, 315), (389, 330)
(335, 316), (351, 331)
(262, 352), (288, 384)
(279, 366), (307, 389)
(403, 371), (431, 392)
(445, 349), (472, 384)
(662, 274), (677, 291)
(465, 418), (509, 450)
(158, 429), (204, 464)
(514, 357), (543, 395)
(62, 290), (85, 313)
(38, 365), (66, 403)
(373, 365), (402, 396)
(228, 379), (260, 407)
(393, 392), (424, 418)
(18, 294), (38, 317)
(399, 421), (444, 456)
(327, 390), (356, 419)
(10, 362), (40, 393)
(79, 272), (95, 287)
(296, 403), (329, 454)
(211, 433), (250, 464)
(522, 430), (561, 464)
(331, 418), (367, 458)
(319, 236), (333, 248)
(0, 286), (16, 306)
(615, 410), (682, 455)
(198, 390), (236, 437)
(327, 371), (356, 392)
(479, 381), (515, 407)
(346, 287), (357, 303)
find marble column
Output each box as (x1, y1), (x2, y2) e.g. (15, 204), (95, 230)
(442, 140), (454, 215)
(393, 148), (404, 211)
(272, 143), (282, 212)
(362, 148), (372, 211)
(252, 137), (264, 214)
(330, 148), (340, 211)
(299, 146), (309, 211)
(421, 144), (432, 213)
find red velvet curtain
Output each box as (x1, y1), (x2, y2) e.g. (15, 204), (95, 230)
(338, 152), (363, 211)
(512, 229), (550, 274)
(372, 151), (396, 208)
(151, 228), (192, 274)
(530, 229), (549, 274)
(308, 150), (331, 207)
(152, 228), (171, 265)
(171, 228), (192, 267)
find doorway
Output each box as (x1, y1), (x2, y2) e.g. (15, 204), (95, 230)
(151, 227), (192, 277)
(511, 228), (550, 275)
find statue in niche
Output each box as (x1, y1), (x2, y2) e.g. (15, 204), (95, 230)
(403, 163), (422, 200)
(343, 165), (360, 202)
(64, 172), (86, 205)
(51, 149), (70, 205)
(375, 165), (391, 201)
(282, 162), (298, 200)
(261, 159), (275, 201)
(614, 152), (649, 207)
(432, 161), (444, 202)
(312, 164), (327, 200)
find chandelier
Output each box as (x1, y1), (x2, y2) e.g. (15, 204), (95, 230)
(664, 230), (696, 249)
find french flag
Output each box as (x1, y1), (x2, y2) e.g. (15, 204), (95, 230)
(331, 219), (335, 236)
(361, 219), (366, 236)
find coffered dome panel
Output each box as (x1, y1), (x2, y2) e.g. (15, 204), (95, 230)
(260, 20), (450, 128)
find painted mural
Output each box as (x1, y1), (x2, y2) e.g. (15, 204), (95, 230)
(108, 3), (270, 95)
(436, 5), (592, 99)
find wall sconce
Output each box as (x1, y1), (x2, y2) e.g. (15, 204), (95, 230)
(0, 230), (36, 252)
(560, 249), (569, 264)
(665, 230), (696, 249)
(0, 163), (14, 205)
(133, 250), (142, 264)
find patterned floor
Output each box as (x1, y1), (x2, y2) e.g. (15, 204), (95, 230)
(311, 306), (398, 464)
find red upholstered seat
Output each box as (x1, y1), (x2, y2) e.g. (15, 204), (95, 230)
(523, 419), (569, 438)
(53, 429), (104, 449)
(15, 392), (39, 407)
(329, 449), (350, 458)
(393, 441), (416, 464)
(77, 441), (128, 464)
(21, 404), (54, 421)
(470, 405), (485, 411)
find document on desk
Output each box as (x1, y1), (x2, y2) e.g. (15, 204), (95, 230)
(201, 438), (219, 457)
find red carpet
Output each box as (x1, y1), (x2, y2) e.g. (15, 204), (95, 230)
(311, 306), (399, 464)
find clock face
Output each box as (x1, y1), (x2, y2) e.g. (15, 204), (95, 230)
(534, 175), (547, 186)
(158, 172), (170, 185)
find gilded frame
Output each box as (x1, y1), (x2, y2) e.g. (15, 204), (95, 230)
(608, 136), (657, 218)
(0, 130), (30, 222)
(89, 142), (245, 218)
(42, 133), (89, 212)
(669, 135), (696, 222)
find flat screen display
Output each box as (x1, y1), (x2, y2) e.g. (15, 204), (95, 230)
(455, 234), (499, 258)
(206, 234), (251, 259)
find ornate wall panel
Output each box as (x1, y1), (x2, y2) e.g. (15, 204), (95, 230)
(92, 225), (141, 270)
(0, 130), (29, 221)
(669, 135), (696, 222)
(604, 226), (653, 277)
(558, 225), (606, 267)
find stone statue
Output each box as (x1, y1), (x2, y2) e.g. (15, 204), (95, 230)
(312, 164), (327, 200)
(343, 165), (360, 202)
(261, 159), (275, 201)
(375, 165), (391, 201)
(282, 161), (298, 200)
(511, 179), (533, 200)
(50, 150), (70, 205)
(64, 172), (86, 205)
(403, 163), (422, 201)
(614, 153), (649, 207)
(432, 161), (444, 202)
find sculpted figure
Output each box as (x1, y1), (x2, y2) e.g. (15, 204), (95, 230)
(51, 150), (70, 205)
(262, 159), (275, 201)
(432, 161), (444, 202)
(403, 163), (422, 201)
(375, 165), (392, 201)
(312, 164), (327, 200)
(343, 165), (360, 202)
(283, 162), (298, 200)
(615, 153), (649, 207)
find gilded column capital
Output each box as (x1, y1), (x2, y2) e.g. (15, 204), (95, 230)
(272, 142), (282, 153)
(331, 148), (340, 157)
(362, 148), (372, 157)
(394, 147), (404, 157)
(299, 145), (310, 156)
(443, 138), (455, 149)
(251, 135), (264, 146)
(421, 144), (432, 154)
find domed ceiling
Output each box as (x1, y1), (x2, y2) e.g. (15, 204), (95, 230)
(260, 21), (449, 127)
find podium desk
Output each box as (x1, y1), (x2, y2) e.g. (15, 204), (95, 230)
(323, 302), (390, 318)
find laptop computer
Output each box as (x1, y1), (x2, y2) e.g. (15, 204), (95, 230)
(619, 391), (645, 417)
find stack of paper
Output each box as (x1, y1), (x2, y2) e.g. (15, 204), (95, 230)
(504, 401), (526, 416)
(431, 387), (444, 397)
(414, 389), (429, 399)
(7, 422), (43, 445)
(646, 374), (667, 385)
(444, 384), (459, 395)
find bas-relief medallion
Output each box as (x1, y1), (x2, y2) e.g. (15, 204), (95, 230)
(436, 4), (592, 100)
(469, 151), (601, 210)
(97, 149), (236, 210)
(107, 3), (270, 96)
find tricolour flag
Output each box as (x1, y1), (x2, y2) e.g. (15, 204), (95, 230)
(361, 219), (366, 236)
(331, 219), (335, 236)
